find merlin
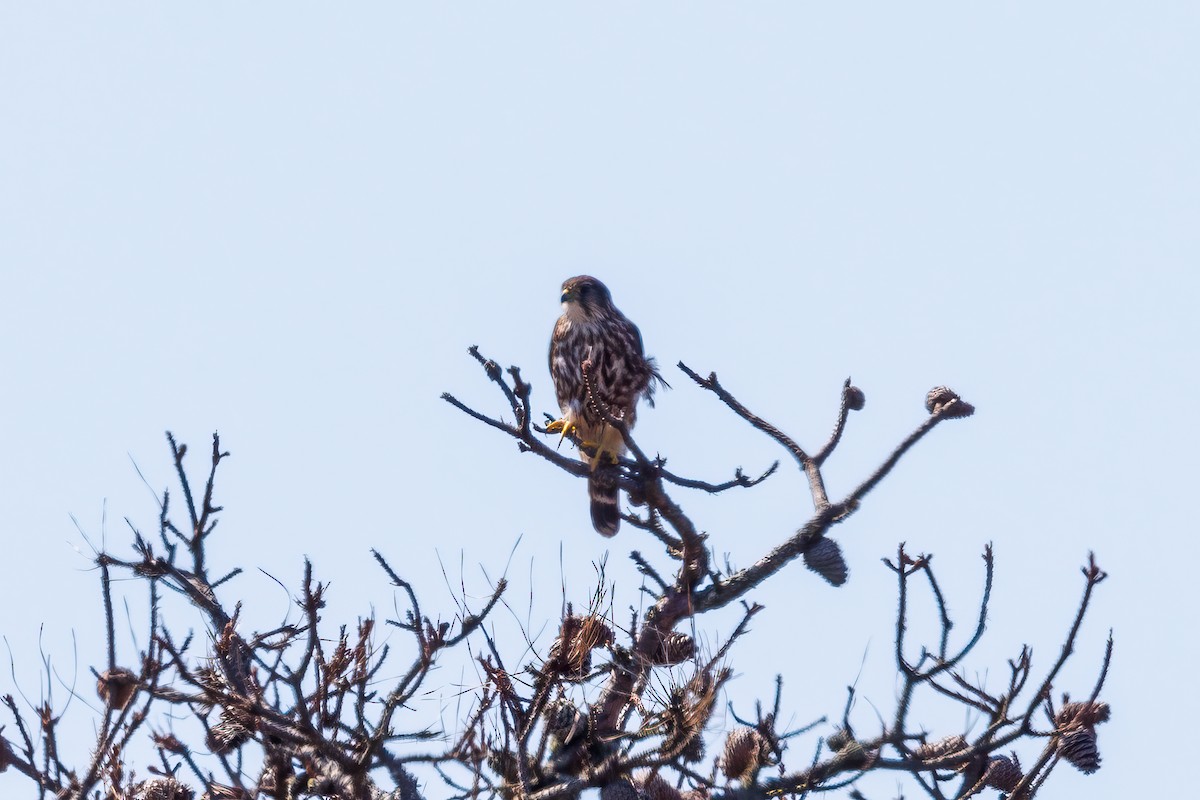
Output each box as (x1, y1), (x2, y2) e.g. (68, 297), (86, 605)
(548, 276), (665, 536)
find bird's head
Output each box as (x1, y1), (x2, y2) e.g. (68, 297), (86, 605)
(560, 275), (613, 321)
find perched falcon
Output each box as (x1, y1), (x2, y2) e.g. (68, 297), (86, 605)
(548, 276), (665, 536)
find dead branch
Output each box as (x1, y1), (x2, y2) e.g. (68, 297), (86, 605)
(0, 347), (1111, 800)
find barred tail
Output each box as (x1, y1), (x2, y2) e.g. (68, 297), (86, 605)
(588, 473), (620, 537)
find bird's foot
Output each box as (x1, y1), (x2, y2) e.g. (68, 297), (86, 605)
(588, 449), (620, 470)
(545, 418), (576, 449)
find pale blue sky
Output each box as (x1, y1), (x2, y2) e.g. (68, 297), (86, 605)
(1, 4), (1196, 797)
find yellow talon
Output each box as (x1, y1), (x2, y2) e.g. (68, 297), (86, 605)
(546, 421), (618, 466)
(546, 418), (576, 449)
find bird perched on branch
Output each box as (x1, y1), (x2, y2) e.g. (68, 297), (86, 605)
(548, 276), (665, 536)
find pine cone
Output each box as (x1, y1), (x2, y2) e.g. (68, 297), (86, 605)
(1056, 700), (1111, 729)
(721, 727), (766, 782)
(650, 631), (696, 665)
(1058, 725), (1101, 774)
(638, 772), (683, 800)
(96, 667), (138, 710)
(131, 778), (195, 800)
(982, 755), (1022, 791)
(546, 697), (587, 747)
(257, 754), (296, 797)
(207, 707), (256, 754)
(548, 613), (614, 680)
(193, 665), (227, 703)
(831, 738), (870, 768)
(600, 779), (640, 800)
(804, 538), (848, 587)
(925, 386), (975, 418)
(679, 734), (705, 764)
(914, 734), (968, 761)
(826, 727), (854, 752)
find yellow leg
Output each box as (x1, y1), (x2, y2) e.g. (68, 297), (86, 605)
(586, 448), (619, 470)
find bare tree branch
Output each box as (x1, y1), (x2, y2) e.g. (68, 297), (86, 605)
(0, 349), (1111, 800)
